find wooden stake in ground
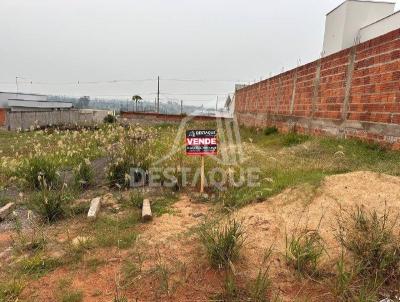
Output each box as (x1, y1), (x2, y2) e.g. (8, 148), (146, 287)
(200, 155), (205, 193)
(142, 199), (152, 222)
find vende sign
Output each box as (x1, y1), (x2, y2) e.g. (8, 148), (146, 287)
(186, 130), (217, 156)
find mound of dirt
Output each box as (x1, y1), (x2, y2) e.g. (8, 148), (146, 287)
(236, 171), (400, 300)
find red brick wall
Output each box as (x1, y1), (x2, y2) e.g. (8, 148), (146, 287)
(0, 108), (5, 126)
(235, 28), (400, 148)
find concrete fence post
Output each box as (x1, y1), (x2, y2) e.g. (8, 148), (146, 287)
(342, 46), (357, 122)
(308, 59), (322, 133)
(289, 69), (298, 115)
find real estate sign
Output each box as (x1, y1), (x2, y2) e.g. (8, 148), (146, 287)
(186, 130), (217, 156)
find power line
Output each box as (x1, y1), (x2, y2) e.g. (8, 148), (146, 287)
(0, 77), (250, 86)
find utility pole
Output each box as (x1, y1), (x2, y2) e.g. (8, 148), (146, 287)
(157, 76), (160, 113)
(180, 100), (183, 115)
(216, 96), (218, 114)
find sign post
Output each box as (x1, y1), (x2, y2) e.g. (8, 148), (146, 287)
(186, 130), (217, 193)
(200, 156), (205, 193)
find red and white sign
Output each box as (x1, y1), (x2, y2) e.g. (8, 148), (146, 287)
(186, 130), (217, 156)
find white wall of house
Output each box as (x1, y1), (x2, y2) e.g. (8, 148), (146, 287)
(359, 10), (400, 43)
(323, 0), (395, 56)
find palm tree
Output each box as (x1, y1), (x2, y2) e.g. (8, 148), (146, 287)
(132, 95), (142, 112)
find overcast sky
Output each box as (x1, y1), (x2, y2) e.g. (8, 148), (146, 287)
(1, 0), (399, 107)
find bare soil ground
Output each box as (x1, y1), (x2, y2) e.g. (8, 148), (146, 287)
(15, 170), (400, 301)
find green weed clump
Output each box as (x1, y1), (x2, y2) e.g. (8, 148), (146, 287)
(286, 229), (325, 275)
(281, 132), (309, 147)
(18, 254), (60, 278)
(337, 206), (400, 282)
(30, 187), (73, 223)
(73, 159), (94, 189)
(127, 191), (144, 209)
(263, 126), (278, 136)
(0, 279), (24, 302)
(18, 156), (59, 190)
(199, 219), (245, 268)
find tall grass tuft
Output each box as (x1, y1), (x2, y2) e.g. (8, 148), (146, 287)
(337, 206), (400, 282)
(18, 156), (59, 190)
(199, 219), (245, 268)
(285, 229), (325, 275)
(30, 185), (73, 223)
(73, 159), (94, 190)
(249, 247), (273, 302)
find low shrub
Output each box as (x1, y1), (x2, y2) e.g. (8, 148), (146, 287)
(18, 156), (59, 190)
(263, 126), (278, 136)
(104, 114), (117, 124)
(199, 219), (245, 268)
(337, 206), (400, 282)
(73, 159), (94, 189)
(285, 229), (325, 275)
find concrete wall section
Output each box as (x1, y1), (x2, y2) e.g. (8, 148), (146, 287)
(235, 28), (400, 149)
(6, 109), (109, 130)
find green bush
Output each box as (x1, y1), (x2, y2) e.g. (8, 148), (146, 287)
(263, 126), (278, 136)
(104, 114), (117, 124)
(199, 219), (245, 268)
(18, 156), (59, 190)
(73, 160), (94, 189)
(286, 230), (325, 275)
(30, 188), (73, 223)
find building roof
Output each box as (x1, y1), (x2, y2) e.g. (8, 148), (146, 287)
(8, 100), (73, 109)
(326, 0), (395, 16)
(0, 91), (47, 97)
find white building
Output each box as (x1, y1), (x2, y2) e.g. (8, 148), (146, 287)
(0, 92), (72, 111)
(322, 0), (398, 56)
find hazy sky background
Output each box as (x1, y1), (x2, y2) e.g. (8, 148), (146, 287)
(1, 0), (399, 107)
